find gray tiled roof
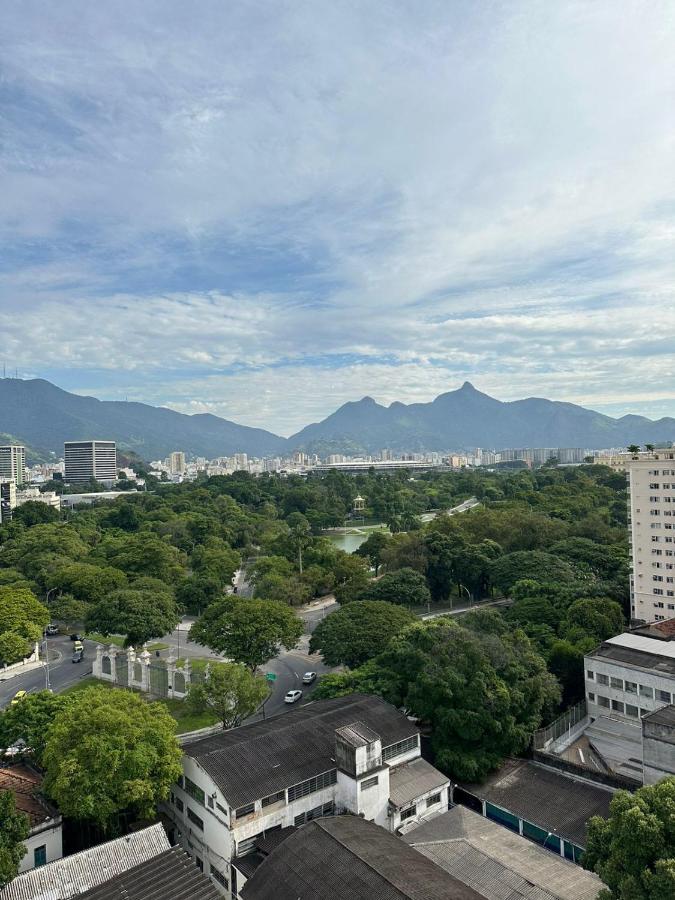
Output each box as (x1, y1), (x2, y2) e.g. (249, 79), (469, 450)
(589, 642), (675, 676)
(643, 704), (675, 726)
(77, 847), (220, 900)
(388, 758), (449, 809)
(186, 694), (418, 808)
(462, 759), (613, 847)
(335, 721), (381, 748)
(241, 815), (485, 900)
(0, 823), (170, 900)
(405, 807), (603, 900)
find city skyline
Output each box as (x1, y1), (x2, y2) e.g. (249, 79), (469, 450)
(2, 2), (675, 434)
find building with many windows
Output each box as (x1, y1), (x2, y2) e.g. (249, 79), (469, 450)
(64, 441), (117, 483)
(170, 451), (186, 475)
(0, 445), (26, 486)
(163, 694), (449, 898)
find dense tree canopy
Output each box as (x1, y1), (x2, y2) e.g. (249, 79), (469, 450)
(361, 567), (432, 607)
(584, 778), (675, 899)
(190, 596), (303, 670)
(0, 690), (70, 765)
(309, 601), (415, 668)
(42, 687), (182, 826)
(0, 790), (29, 888)
(187, 662), (269, 728)
(86, 589), (180, 647)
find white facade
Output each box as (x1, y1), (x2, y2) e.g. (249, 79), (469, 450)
(620, 450), (675, 622)
(15, 487), (61, 509)
(585, 633), (675, 725)
(19, 817), (63, 874)
(0, 445), (26, 486)
(164, 730), (447, 899)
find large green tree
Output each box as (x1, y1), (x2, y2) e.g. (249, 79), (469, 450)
(187, 662), (269, 728)
(309, 601), (415, 669)
(0, 791), (29, 888)
(355, 531), (390, 575)
(42, 687), (182, 827)
(362, 567), (431, 607)
(190, 596), (303, 670)
(86, 589), (179, 646)
(0, 586), (49, 663)
(583, 778), (675, 899)
(0, 690), (70, 765)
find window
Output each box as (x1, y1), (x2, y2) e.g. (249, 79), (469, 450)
(210, 867), (228, 890)
(238, 834), (262, 855)
(640, 685), (654, 699)
(287, 769), (337, 802)
(207, 796), (214, 809)
(33, 845), (47, 868)
(611, 700), (624, 713)
(598, 696), (610, 708)
(625, 681), (637, 694)
(586, 670), (594, 680)
(400, 804), (417, 821)
(610, 677), (623, 690)
(382, 735), (418, 762)
(361, 776), (379, 790)
(588, 692), (595, 702)
(626, 704), (639, 718)
(658, 690), (672, 703)
(596, 673), (609, 685)
(175, 796), (184, 813)
(187, 808), (204, 830)
(426, 793), (441, 808)
(262, 791), (285, 808)
(235, 802), (255, 819)
(184, 777), (205, 806)
(195, 857), (203, 872)
(294, 802), (334, 826)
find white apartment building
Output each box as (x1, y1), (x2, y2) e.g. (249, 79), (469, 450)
(170, 451), (187, 475)
(15, 486), (61, 509)
(585, 624), (675, 726)
(619, 449), (675, 622)
(64, 440), (117, 483)
(0, 480), (17, 523)
(163, 694), (449, 899)
(0, 445), (26, 486)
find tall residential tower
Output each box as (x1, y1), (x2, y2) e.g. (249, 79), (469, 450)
(64, 441), (117, 483)
(0, 445), (26, 486)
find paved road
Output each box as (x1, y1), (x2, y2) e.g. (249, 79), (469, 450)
(419, 496), (480, 523)
(0, 634), (96, 710)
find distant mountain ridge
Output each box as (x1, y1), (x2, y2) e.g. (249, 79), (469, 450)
(0, 377), (672, 460)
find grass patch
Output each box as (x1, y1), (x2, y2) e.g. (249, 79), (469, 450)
(85, 633), (125, 648)
(175, 657), (211, 673)
(146, 642), (170, 652)
(60, 676), (220, 733)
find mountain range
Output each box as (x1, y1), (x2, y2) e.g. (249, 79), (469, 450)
(0, 377), (673, 462)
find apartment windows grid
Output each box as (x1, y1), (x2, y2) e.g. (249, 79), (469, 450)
(64, 440), (117, 482)
(0, 445), (26, 486)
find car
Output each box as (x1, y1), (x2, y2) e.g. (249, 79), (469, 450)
(69, 633), (82, 642)
(302, 672), (317, 684)
(284, 689), (303, 704)
(10, 691), (27, 706)
(73, 640), (84, 654)
(72, 650), (84, 663)
(44, 624), (59, 636)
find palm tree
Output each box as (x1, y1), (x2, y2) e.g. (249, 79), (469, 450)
(627, 444), (641, 458)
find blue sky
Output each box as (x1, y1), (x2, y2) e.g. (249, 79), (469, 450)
(1, 1), (674, 436)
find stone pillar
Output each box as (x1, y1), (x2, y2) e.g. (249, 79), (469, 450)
(94, 644), (104, 679)
(183, 657), (192, 693)
(139, 649), (151, 693)
(108, 645), (120, 685)
(127, 646), (136, 686)
(166, 651), (177, 699)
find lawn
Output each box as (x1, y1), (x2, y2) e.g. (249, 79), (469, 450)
(61, 677), (220, 733)
(84, 632), (125, 648)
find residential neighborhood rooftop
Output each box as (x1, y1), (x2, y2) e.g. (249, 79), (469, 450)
(461, 758), (614, 847)
(0, 765), (58, 829)
(388, 757), (449, 810)
(240, 815), (485, 900)
(0, 823), (170, 900)
(185, 694), (418, 808)
(404, 806), (604, 900)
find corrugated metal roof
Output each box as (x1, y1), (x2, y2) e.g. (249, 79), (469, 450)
(388, 758), (448, 809)
(77, 847), (220, 900)
(186, 694), (418, 808)
(608, 632), (675, 658)
(405, 807), (603, 900)
(335, 721), (381, 748)
(1, 823), (170, 900)
(241, 816), (485, 900)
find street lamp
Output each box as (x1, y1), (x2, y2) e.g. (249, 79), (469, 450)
(458, 584), (471, 606)
(45, 587), (58, 605)
(43, 640), (51, 691)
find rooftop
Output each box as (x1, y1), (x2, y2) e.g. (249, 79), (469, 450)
(76, 847), (220, 900)
(643, 704), (675, 727)
(388, 757), (449, 810)
(240, 815), (484, 900)
(185, 694), (418, 808)
(630, 619), (675, 640)
(404, 806), (603, 900)
(462, 759), (614, 847)
(0, 765), (58, 829)
(587, 640), (675, 677)
(335, 721), (381, 748)
(0, 823), (170, 900)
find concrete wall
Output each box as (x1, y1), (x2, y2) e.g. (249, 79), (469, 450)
(642, 716), (675, 785)
(18, 819), (62, 874)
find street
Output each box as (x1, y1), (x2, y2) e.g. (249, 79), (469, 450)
(0, 634), (96, 710)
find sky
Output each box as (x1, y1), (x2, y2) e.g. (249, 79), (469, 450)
(1, 1), (675, 437)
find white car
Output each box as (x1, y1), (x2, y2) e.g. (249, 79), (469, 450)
(284, 689), (303, 704)
(302, 672), (317, 684)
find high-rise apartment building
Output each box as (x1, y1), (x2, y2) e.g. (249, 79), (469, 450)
(623, 449), (675, 623)
(0, 445), (26, 486)
(64, 441), (117, 483)
(169, 451), (186, 475)
(0, 480), (16, 523)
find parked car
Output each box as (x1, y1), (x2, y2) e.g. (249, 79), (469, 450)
(72, 650), (84, 663)
(284, 689), (303, 704)
(10, 691), (27, 706)
(69, 633), (82, 642)
(44, 624), (59, 636)
(302, 672), (317, 684)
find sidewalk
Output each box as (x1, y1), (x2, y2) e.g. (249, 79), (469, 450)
(0, 658), (45, 683)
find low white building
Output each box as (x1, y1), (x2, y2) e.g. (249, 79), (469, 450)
(585, 621), (675, 726)
(0, 765), (62, 874)
(163, 694), (449, 899)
